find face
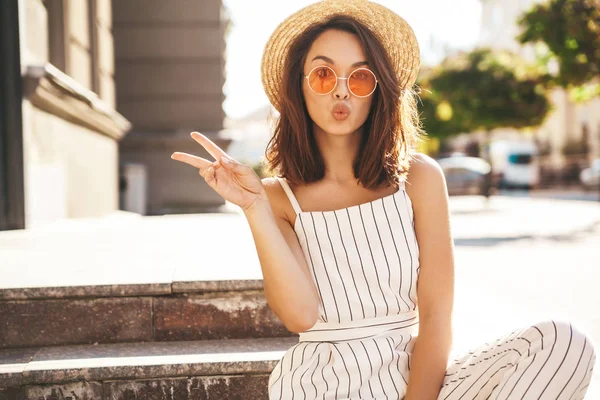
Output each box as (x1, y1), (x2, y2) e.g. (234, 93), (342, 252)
(302, 29), (376, 136)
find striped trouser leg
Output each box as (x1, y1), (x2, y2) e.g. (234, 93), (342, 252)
(437, 320), (596, 400)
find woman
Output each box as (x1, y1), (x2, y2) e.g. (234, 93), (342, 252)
(171, 1), (596, 398)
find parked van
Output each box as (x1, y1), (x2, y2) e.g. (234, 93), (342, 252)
(488, 140), (540, 189)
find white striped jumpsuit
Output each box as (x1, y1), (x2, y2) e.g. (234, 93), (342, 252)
(268, 177), (596, 399)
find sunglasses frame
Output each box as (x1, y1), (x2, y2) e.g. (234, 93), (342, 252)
(303, 65), (379, 98)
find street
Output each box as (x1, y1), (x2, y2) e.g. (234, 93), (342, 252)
(499, 188), (600, 203)
(447, 194), (600, 397)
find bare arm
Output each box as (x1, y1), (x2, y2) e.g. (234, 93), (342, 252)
(171, 132), (319, 333)
(244, 179), (320, 333)
(404, 154), (455, 400)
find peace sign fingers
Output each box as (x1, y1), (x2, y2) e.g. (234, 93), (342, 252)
(189, 131), (230, 162)
(170, 131), (266, 211)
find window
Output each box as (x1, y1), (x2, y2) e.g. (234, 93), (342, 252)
(44, 0), (99, 92)
(508, 154), (533, 165)
(44, 0), (67, 72)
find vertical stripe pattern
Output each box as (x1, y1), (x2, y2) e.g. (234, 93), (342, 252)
(290, 179), (420, 324)
(439, 320), (596, 400)
(270, 178), (596, 399)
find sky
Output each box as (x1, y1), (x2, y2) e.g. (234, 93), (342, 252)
(222, 0), (482, 120)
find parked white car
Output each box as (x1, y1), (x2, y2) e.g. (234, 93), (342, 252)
(580, 159), (600, 190)
(436, 156), (492, 196)
(489, 140), (540, 189)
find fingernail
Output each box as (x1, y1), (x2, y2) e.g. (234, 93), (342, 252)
(221, 157), (230, 164)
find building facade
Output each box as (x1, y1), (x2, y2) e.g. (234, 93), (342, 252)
(114, 0), (232, 215)
(1, 0), (231, 231)
(1, 0), (130, 231)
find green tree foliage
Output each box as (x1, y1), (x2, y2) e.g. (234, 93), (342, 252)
(517, 0), (600, 100)
(417, 49), (551, 139)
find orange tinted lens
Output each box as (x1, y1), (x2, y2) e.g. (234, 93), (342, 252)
(308, 66), (337, 94)
(349, 69), (376, 96)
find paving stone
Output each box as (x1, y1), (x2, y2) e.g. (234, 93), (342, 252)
(0, 283), (171, 301)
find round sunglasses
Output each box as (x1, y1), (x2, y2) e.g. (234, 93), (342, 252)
(303, 65), (378, 98)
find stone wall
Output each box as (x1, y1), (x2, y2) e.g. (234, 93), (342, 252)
(22, 102), (119, 220)
(19, 0), (129, 226)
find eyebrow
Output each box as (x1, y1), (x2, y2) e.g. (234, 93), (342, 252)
(311, 55), (369, 68)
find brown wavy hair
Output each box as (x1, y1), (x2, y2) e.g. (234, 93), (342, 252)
(265, 15), (425, 189)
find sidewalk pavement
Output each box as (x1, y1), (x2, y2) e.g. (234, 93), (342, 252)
(500, 187), (600, 202)
(1, 195), (599, 395)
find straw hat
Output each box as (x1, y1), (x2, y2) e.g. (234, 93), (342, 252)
(260, 0), (421, 112)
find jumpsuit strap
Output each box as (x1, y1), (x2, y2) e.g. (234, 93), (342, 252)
(276, 177), (303, 215)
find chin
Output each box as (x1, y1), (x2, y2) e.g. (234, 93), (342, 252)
(329, 126), (357, 135)
(317, 124), (353, 136)
(316, 118), (361, 135)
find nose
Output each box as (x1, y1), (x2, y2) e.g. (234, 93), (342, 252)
(333, 77), (350, 100)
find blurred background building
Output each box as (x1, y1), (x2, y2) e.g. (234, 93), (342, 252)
(1, 0), (130, 231)
(114, 0), (233, 215)
(1, 0), (232, 231)
(2, 0), (598, 233)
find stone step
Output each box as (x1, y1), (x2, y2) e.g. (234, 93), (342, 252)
(0, 213), (298, 349)
(0, 336), (298, 399)
(0, 285), (295, 349)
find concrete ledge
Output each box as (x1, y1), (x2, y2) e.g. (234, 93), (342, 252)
(2, 375), (271, 400)
(172, 279), (263, 294)
(0, 290), (293, 349)
(105, 375), (270, 400)
(153, 292), (289, 341)
(0, 213), (263, 301)
(0, 298), (153, 348)
(22, 63), (131, 140)
(0, 337), (298, 387)
(0, 283), (172, 301)
(0, 280), (267, 301)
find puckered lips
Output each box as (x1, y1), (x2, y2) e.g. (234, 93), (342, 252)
(332, 103), (351, 121)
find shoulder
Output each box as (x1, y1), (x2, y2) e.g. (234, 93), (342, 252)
(404, 153), (447, 205)
(261, 176), (285, 208)
(261, 177), (294, 223)
(261, 176), (282, 192)
(406, 152), (444, 180)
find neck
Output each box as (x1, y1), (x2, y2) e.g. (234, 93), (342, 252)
(313, 123), (364, 184)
